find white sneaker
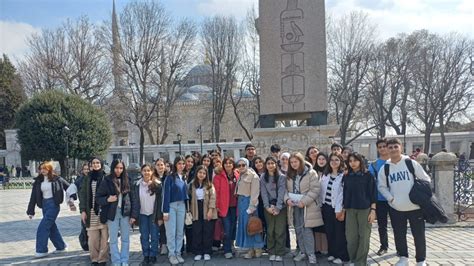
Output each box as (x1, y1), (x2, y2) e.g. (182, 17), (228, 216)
(275, 255), (283, 261)
(293, 252), (306, 262)
(52, 245), (68, 254)
(395, 256), (409, 266)
(169, 256), (179, 265)
(34, 252), (48, 258)
(194, 255), (202, 261)
(204, 254), (211, 261)
(224, 252), (233, 259)
(176, 255), (185, 263)
(308, 254), (317, 264)
(333, 258), (343, 264)
(327, 255), (335, 261)
(160, 245), (168, 255)
(269, 255), (276, 261)
(416, 261), (426, 266)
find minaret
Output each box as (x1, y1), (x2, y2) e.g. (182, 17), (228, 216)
(112, 0), (123, 95)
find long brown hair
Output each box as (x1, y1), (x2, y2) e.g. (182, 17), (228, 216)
(141, 163), (161, 196)
(324, 152), (345, 175)
(192, 165), (213, 190)
(110, 159), (130, 194)
(287, 152), (306, 180)
(41, 161), (56, 181)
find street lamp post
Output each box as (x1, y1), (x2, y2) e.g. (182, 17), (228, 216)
(129, 142), (136, 164)
(197, 125), (203, 154)
(63, 126), (70, 181)
(177, 133), (182, 155)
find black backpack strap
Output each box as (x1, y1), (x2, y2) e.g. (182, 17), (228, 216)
(384, 164), (390, 188)
(405, 158), (416, 180)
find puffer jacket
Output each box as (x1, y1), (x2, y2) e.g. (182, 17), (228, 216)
(284, 162), (323, 228)
(96, 175), (132, 223)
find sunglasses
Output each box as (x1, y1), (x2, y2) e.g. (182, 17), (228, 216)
(237, 164), (247, 167)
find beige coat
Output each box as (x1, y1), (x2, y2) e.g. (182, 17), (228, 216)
(284, 163), (323, 228)
(190, 184), (218, 221)
(236, 168), (260, 211)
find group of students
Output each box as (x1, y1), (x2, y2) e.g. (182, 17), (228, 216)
(26, 137), (430, 266)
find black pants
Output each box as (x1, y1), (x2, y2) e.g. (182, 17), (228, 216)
(159, 224), (167, 245)
(192, 200), (215, 255)
(322, 204), (349, 261)
(376, 200), (391, 250)
(390, 208), (426, 262)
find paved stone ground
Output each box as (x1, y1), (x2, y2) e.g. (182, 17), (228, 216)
(0, 189), (473, 265)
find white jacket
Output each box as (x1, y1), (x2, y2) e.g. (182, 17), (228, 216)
(377, 155), (431, 211)
(319, 172), (344, 213)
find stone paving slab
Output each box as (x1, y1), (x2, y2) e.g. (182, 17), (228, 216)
(1, 190), (473, 265)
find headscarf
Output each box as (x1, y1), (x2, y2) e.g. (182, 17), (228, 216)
(236, 157), (249, 173)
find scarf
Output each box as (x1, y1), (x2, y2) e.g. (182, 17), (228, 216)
(89, 170), (103, 215)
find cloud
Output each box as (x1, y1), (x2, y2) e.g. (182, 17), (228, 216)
(197, 0), (258, 18)
(0, 21), (39, 63)
(328, 0), (474, 39)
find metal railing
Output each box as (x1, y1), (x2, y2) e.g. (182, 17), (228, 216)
(454, 159), (473, 221)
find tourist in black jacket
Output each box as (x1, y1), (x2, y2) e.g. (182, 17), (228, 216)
(27, 161), (69, 258)
(96, 159), (132, 265)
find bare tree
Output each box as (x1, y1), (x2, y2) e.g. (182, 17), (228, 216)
(365, 35), (415, 137)
(327, 11), (376, 145)
(115, 1), (170, 164)
(409, 30), (443, 153)
(19, 16), (110, 102)
(154, 19), (197, 144)
(228, 7), (261, 140)
(201, 16), (244, 142)
(434, 33), (473, 147)
(244, 6), (261, 126)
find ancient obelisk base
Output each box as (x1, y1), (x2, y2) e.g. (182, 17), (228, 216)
(251, 125), (339, 155)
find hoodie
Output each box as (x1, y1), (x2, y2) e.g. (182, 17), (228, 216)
(377, 155), (431, 211)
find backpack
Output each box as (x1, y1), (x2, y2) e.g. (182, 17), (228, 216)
(384, 159), (448, 224)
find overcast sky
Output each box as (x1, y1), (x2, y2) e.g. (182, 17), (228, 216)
(1, 0), (473, 64)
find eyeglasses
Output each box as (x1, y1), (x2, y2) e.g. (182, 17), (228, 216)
(237, 164), (246, 167)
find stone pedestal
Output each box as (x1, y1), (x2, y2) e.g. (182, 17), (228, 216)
(4, 129), (21, 168)
(252, 125), (339, 155)
(429, 152), (458, 223)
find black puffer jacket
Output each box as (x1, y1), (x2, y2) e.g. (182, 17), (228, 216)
(27, 175), (70, 216)
(96, 175), (132, 223)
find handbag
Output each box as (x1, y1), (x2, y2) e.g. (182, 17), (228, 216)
(185, 199), (193, 226)
(214, 218), (225, 241)
(247, 213), (263, 236)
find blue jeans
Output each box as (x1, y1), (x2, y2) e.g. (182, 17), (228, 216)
(107, 208), (130, 264)
(164, 201), (185, 257)
(222, 206), (237, 253)
(139, 214), (159, 257)
(36, 198), (66, 253)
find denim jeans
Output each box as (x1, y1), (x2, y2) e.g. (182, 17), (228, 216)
(164, 201), (185, 257)
(222, 206), (237, 253)
(36, 198), (66, 253)
(107, 208), (130, 264)
(139, 214), (159, 257)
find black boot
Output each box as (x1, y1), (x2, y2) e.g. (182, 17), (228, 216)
(142, 256), (150, 265)
(149, 256), (157, 264)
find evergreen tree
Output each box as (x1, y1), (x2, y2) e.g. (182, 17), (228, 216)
(15, 90), (112, 177)
(0, 54), (26, 149)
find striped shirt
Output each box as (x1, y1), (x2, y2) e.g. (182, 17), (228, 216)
(88, 180), (103, 230)
(324, 176), (337, 205)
